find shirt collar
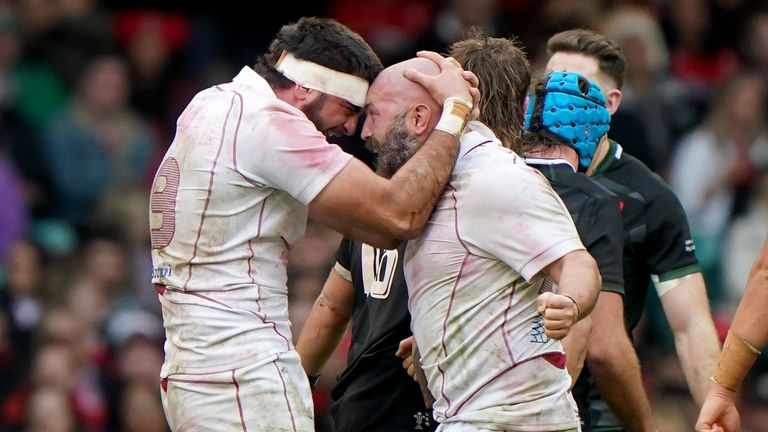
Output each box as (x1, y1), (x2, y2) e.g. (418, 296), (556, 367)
(524, 157), (576, 171)
(232, 66), (275, 96)
(458, 121), (502, 159)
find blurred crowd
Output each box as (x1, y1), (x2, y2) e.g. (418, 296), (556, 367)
(1, 0), (768, 430)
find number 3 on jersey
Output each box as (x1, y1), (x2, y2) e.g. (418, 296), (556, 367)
(150, 157), (180, 249)
(361, 245), (399, 299)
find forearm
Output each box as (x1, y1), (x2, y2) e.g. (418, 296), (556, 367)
(295, 275), (354, 376)
(708, 244), (768, 394)
(730, 243), (768, 350)
(588, 336), (656, 432)
(660, 273), (720, 405)
(383, 130), (460, 237)
(673, 315), (721, 405)
(556, 251), (601, 320)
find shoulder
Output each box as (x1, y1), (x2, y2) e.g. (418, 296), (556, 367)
(609, 151), (678, 202)
(465, 154), (547, 198)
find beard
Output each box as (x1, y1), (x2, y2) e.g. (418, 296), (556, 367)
(365, 112), (423, 178)
(303, 94), (337, 136)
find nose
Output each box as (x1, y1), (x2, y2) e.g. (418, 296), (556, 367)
(360, 117), (372, 140)
(342, 115), (359, 136)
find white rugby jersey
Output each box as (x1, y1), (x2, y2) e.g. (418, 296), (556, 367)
(149, 67), (352, 376)
(405, 122), (584, 431)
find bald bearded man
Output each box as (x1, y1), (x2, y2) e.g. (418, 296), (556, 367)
(362, 56), (600, 431)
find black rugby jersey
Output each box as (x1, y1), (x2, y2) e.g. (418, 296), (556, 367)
(330, 238), (436, 432)
(591, 141), (700, 332)
(527, 158), (625, 431)
(579, 141), (701, 431)
(527, 158), (625, 295)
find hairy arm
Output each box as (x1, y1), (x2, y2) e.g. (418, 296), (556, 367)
(309, 131), (458, 247)
(588, 292), (657, 432)
(660, 272), (720, 405)
(310, 54), (474, 246)
(295, 269), (355, 376)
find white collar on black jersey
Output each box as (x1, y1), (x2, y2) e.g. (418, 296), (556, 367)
(614, 143), (624, 159)
(524, 157), (576, 172)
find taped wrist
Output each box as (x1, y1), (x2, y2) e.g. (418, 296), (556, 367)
(435, 97), (472, 138)
(712, 330), (761, 391)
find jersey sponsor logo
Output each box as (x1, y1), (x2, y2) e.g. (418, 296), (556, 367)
(361, 245), (398, 299)
(152, 266), (172, 279)
(684, 239), (696, 253)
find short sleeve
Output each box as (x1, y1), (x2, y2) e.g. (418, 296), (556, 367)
(645, 184), (701, 281)
(461, 166), (585, 281)
(236, 109), (352, 204)
(578, 194), (625, 295)
(335, 237), (354, 275)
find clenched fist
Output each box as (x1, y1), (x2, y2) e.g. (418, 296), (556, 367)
(536, 292), (579, 340)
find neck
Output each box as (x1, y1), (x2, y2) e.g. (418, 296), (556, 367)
(586, 136), (611, 176)
(525, 144), (578, 168)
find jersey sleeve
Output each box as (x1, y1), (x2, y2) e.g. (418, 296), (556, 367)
(645, 183), (701, 281)
(462, 166), (585, 282)
(579, 194), (625, 295)
(335, 237), (353, 271)
(236, 109), (352, 205)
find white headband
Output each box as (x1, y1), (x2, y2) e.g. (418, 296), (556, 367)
(275, 51), (369, 107)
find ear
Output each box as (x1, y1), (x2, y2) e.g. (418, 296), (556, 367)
(293, 85), (315, 107)
(409, 104), (435, 136)
(604, 88), (622, 115)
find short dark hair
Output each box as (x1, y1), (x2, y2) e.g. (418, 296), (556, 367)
(547, 29), (626, 89)
(254, 17), (383, 90)
(449, 29), (531, 152)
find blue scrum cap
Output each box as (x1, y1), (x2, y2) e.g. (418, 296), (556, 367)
(524, 71), (610, 169)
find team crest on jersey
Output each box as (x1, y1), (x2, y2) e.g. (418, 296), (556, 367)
(414, 411), (431, 430)
(361, 245), (398, 299)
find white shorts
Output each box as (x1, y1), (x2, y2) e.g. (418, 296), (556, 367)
(438, 424), (579, 432)
(160, 351), (314, 431)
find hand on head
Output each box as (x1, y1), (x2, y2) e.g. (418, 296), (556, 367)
(403, 51), (479, 110)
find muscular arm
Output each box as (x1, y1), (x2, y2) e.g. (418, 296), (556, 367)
(310, 55), (474, 248)
(538, 249), (601, 339)
(660, 272), (720, 405)
(696, 236), (768, 431)
(309, 131), (457, 248)
(587, 292), (657, 432)
(295, 270), (355, 376)
(544, 249), (601, 320)
(727, 237), (768, 367)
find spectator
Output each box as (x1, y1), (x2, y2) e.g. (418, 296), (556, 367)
(42, 54), (155, 234)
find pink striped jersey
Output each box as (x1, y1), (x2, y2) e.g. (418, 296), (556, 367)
(149, 67), (352, 377)
(404, 122), (584, 431)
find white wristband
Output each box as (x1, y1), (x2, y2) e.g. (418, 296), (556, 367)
(435, 97), (472, 138)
